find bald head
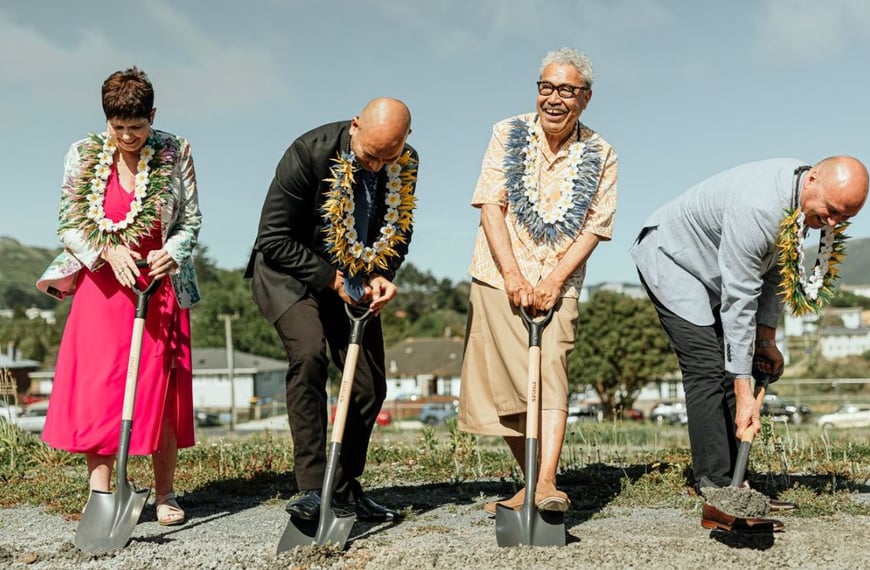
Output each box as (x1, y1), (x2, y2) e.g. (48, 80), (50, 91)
(358, 98), (411, 131)
(801, 156), (869, 228)
(350, 97), (412, 171)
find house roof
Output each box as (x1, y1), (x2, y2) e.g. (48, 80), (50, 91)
(384, 337), (464, 378)
(191, 348), (287, 371)
(29, 348), (287, 377)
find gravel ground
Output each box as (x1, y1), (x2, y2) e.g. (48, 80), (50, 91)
(1, 486), (868, 569)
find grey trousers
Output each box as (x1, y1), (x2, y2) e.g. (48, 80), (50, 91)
(639, 274), (739, 488)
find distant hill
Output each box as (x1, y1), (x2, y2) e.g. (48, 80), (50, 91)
(0, 237), (62, 310)
(0, 235), (868, 310)
(838, 236), (870, 285)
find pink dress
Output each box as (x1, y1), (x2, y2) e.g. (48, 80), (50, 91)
(42, 164), (195, 455)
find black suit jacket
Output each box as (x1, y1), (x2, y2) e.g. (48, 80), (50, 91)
(244, 121), (418, 323)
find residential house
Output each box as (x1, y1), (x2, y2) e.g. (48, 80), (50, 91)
(29, 348), (287, 415)
(384, 336), (464, 400)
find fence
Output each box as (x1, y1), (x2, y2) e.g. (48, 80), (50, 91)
(764, 377), (870, 411)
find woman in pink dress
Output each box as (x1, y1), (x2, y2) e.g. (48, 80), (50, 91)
(37, 67), (202, 526)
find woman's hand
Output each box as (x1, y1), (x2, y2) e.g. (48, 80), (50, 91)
(101, 245), (141, 288)
(146, 249), (178, 279)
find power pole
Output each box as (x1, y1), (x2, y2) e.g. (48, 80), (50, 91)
(219, 313), (239, 432)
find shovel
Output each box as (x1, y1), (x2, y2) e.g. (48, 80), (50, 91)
(496, 306), (565, 547)
(730, 359), (777, 488)
(76, 261), (162, 554)
(277, 304), (372, 553)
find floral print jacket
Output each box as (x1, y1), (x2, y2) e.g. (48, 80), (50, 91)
(36, 130), (202, 308)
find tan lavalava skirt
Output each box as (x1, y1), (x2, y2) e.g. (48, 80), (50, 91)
(458, 280), (579, 437)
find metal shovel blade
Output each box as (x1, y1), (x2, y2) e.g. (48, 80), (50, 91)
(276, 442), (356, 553)
(276, 507), (356, 552)
(495, 439), (565, 547)
(75, 483), (150, 554)
(495, 500), (565, 547)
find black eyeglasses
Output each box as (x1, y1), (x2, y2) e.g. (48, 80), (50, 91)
(536, 81), (589, 99)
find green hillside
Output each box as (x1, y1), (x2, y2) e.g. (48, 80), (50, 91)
(0, 237), (62, 310)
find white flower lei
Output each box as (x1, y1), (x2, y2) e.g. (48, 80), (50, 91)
(504, 116), (602, 245)
(521, 123), (586, 225)
(342, 156), (402, 261)
(777, 208), (848, 315)
(322, 150), (417, 276)
(85, 137), (154, 233)
(795, 213), (830, 300)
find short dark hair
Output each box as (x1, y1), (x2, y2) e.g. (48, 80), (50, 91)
(101, 66), (154, 120)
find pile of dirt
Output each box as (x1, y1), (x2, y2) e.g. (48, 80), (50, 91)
(701, 485), (770, 518)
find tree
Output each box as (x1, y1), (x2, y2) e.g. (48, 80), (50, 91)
(381, 263), (469, 346)
(829, 289), (870, 310)
(190, 254), (284, 361)
(568, 291), (677, 419)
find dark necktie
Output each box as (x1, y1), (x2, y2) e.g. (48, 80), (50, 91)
(344, 170), (377, 301)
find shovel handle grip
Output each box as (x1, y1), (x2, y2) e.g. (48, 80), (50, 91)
(730, 381), (768, 486)
(520, 306), (554, 348)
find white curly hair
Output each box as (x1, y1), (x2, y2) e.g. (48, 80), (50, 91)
(540, 48), (594, 87)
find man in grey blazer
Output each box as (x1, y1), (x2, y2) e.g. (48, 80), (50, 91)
(631, 156), (868, 510)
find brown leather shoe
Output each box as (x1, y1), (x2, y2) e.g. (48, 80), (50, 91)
(701, 503), (784, 533)
(484, 487), (572, 514)
(484, 488), (525, 515)
(535, 488), (570, 512)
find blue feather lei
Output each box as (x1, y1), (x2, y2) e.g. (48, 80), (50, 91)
(503, 116), (602, 245)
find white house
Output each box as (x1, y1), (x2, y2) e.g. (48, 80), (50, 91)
(0, 307), (56, 324)
(817, 328), (870, 359)
(384, 336), (463, 400)
(784, 305), (870, 360)
(29, 348), (287, 411)
(189, 348), (286, 409)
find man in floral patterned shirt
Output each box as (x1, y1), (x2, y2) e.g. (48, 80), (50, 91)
(458, 48), (617, 515)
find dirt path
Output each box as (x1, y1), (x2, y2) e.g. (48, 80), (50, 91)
(2, 486), (868, 569)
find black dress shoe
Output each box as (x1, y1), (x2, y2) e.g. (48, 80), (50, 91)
(285, 489), (322, 521)
(353, 493), (399, 522)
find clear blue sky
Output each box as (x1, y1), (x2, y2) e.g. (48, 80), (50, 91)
(3, 1), (869, 285)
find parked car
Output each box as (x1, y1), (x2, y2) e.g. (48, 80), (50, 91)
(330, 405), (392, 427)
(650, 400), (687, 425)
(15, 400), (49, 433)
(195, 409), (222, 427)
(627, 408), (644, 422)
(0, 400), (23, 423)
(760, 394), (811, 424)
(816, 405), (870, 430)
(567, 402), (602, 423)
(376, 409), (392, 427)
(419, 402), (458, 426)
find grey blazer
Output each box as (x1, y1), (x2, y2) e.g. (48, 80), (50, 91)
(630, 158), (807, 376)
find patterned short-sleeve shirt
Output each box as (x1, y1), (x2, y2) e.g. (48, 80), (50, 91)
(468, 113), (618, 297)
